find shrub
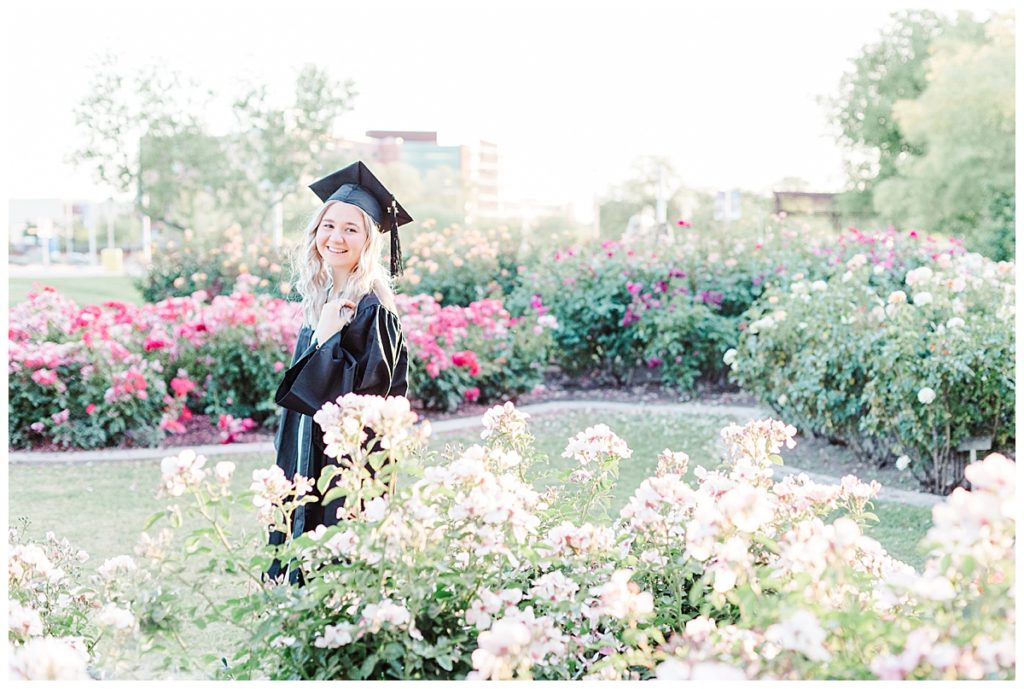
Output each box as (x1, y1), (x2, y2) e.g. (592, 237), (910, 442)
(8, 280), (297, 450)
(730, 250), (1015, 493)
(398, 294), (555, 411)
(137, 225), (293, 303)
(394, 221), (514, 306)
(55, 397), (1014, 680)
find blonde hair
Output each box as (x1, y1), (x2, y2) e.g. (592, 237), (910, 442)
(290, 200), (398, 328)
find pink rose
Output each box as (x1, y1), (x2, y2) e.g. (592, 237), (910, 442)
(31, 368), (58, 386)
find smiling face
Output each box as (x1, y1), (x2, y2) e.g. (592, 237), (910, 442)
(315, 202), (369, 277)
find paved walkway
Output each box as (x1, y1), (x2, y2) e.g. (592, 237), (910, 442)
(8, 400), (941, 507)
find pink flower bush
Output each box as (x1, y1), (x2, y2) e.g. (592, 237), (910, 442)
(9, 278), (303, 450)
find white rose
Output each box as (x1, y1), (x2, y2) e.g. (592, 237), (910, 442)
(917, 387), (936, 405)
(895, 455), (911, 471)
(362, 497), (388, 523)
(214, 461), (236, 484)
(887, 290), (907, 305)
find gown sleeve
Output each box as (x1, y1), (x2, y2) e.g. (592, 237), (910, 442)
(274, 304), (407, 417)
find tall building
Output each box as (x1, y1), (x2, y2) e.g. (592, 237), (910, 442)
(359, 131), (503, 220)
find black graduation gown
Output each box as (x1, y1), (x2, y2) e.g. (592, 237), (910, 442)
(265, 291), (409, 583)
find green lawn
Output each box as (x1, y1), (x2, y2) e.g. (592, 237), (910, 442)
(8, 407), (935, 678)
(8, 276), (145, 308)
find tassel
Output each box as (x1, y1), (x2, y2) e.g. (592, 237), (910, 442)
(389, 198), (404, 278)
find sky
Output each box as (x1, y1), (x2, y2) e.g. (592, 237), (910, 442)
(3, 0), (1012, 222)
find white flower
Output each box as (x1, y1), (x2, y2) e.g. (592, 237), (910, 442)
(360, 599), (411, 633)
(314, 622), (357, 648)
(588, 570), (654, 621)
(8, 601), (44, 637)
(905, 266), (933, 286)
(913, 291), (933, 306)
(96, 555), (137, 581)
(480, 401), (530, 441)
(723, 348), (737, 366)
(655, 657), (690, 680)
(323, 529), (358, 558)
(9, 636), (91, 680)
(655, 449), (690, 477)
(811, 280), (828, 292)
(777, 394), (788, 406)
(159, 449), (208, 496)
(946, 317), (965, 329)
(895, 455), (912, 471)
(527, 571), (580, 603)
(765, 609), (832, 662)
(362, 497), (389, 523)
(96, 603), (137, 631)
(562, 424), (632, 467)
(917, 387), (936, 405)
(719, 484), (775, 533)
(214, 461), (236, 484)
(887, 290), (907, 305)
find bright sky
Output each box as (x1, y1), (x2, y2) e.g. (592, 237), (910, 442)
(3, 0), (1011, 222)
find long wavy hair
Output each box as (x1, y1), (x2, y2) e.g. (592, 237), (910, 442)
(290, 200), (398, 328)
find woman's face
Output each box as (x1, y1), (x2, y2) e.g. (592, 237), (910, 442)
(315, 202), (369, 273)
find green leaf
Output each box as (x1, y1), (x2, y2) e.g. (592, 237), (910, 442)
(358, 653), (378, 679)
(144, 510), (166, 530)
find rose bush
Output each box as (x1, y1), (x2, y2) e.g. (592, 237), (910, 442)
(6, 520), (173, 680)
(9, 280), (551, 447)
(501, 223), (966, 392)
(9, 278), (293, 450)
(730, 249), (1014, 493)
(137, 225), (293, 303)
(394, 221), (521, 306)
(397, 293), (556, 412)
(41, 396), (1014, 680)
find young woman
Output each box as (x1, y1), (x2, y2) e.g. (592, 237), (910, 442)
(266, 161), (413, 584)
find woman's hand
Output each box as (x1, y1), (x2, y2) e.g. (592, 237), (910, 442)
(314, 298), (357, 347)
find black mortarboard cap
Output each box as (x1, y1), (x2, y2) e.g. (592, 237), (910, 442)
(309, 161), (413, 277)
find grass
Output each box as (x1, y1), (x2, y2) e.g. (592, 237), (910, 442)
(8, 407), (935, 677)
(8, 276), (145, 308)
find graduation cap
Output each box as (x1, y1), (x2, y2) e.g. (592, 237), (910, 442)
(309, 161), (413, 277)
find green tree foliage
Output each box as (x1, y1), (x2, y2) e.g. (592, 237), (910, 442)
(823, 10), (987, 219)
(71, 54), (226, 231)
(72, 58), (357, 241)
(874, 14), (1015, 260)
(229, 65), (358, 234)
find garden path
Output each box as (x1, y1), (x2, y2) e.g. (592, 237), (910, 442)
(9, 400), (941, 507)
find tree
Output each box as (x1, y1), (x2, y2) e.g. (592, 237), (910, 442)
(71, 54), (225, 232)
(229, 65), (358, 236)
(822, 10), (987, 219)
(874, 13), (1014, 260)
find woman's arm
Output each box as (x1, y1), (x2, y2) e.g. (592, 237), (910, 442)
(274, 305), (406, 416)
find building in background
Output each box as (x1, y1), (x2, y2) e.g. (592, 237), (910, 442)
(353, 131), (503, 221)
(772, 191), (840, 230)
